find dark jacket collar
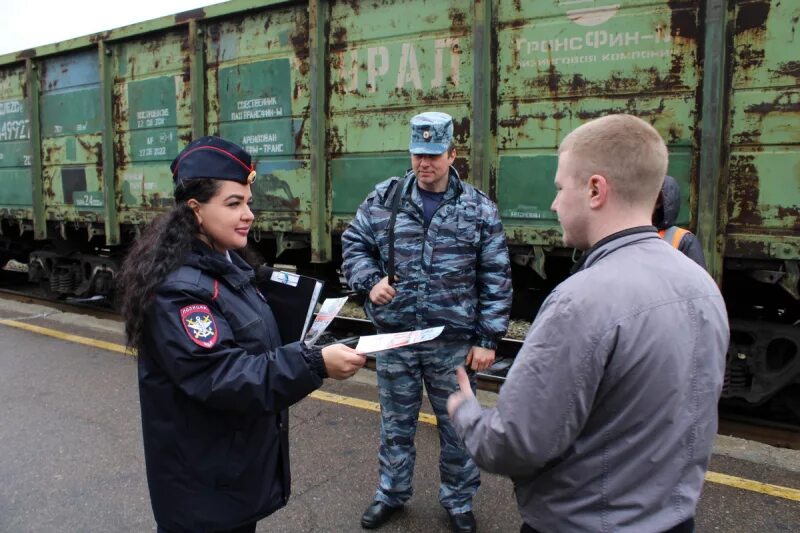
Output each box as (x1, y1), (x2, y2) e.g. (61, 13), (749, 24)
(183, 240), (254, 288)
(571, 226), (658, 274)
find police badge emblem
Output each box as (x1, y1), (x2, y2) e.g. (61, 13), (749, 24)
(180, 304), (219, 348)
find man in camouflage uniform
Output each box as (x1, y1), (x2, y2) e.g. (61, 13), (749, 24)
(342, 111), (512, 533)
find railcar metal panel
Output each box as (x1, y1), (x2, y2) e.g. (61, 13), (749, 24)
(205, 7), (312, 235)
(327, 0), (473, 230)
(726, 0), (800, 258)
(495, 0), (702, 247)
(39, 50), (104, 223)
(0, 65), (33, 217)
(113, 31), (193, 223)
(0, 0), (794, 271)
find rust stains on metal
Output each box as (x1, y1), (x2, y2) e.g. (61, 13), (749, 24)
(44, 172), (55, 199)
(745, 91), (800, 115)
(774, 61), (800, 79)
(497, 108), (566, 130)
(15, 49), (37, 60)
(88, 31), (112, 44)
(175, 8), (206, 25)
(667, 125), (682, 144)
(113, 135), (127, 176)
(452, 116), (470, 145)
(733, 1), (770, 74)
(207, 23), (221, 47)
(331, 26), (348, 49)
(294, 116), (307, 152)
(728, 155), (764, 226)
(737, 44), (765, 70)
(78, 138), (106, 188)
(144, 35), (169, 56)
(724, 238), (770, 258)
(497, 115), (529, 129)
(453, 158), (470, 183)
(668, 3), (698, 41)
(731, 129), (758, 145)
(291, 33), (309, 60)
(262, 193), (302, 212)
(112, 84), (128, 131)
(575, 98), (668, 121)
(736, 1), (771, 33)
(328, 125), (344, 155)
(569, 73), (587, 92)
(448, 7), (467, 29)
(179, 131), (193, 144)
(775, 204), (799, 221)
(341, 0), (361, 16)
(667, 4), (698, 81)
(44, 145), (61, 165)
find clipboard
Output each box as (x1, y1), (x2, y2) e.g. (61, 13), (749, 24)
(257, 265), (325, 344)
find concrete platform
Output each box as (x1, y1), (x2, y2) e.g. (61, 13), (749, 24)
(0, 301), (798, 532)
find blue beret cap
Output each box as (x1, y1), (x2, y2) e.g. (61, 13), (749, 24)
(171, 136), (256, 186)
(409, 111), (454, 155)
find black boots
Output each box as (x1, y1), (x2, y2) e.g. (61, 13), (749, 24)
(360, 501), (403, 529)
(361, 500), (477, 532)
(447, 510), (477, 533)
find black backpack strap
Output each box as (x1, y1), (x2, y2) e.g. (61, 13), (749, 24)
(387, 176), (411, 286)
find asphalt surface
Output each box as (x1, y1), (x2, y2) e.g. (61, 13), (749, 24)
(0, 303), (798, 532)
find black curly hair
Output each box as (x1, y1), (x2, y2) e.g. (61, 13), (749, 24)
(117, 179), (220, 350)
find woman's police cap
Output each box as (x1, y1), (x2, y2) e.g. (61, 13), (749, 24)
(171, 136), (256, 185)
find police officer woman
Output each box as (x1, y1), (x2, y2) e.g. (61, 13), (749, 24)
(117, 136), (365, 533)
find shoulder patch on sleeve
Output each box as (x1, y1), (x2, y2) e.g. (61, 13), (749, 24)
(180, 304), (219, 348)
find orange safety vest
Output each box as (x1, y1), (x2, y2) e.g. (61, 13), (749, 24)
(658, 226), (690, 249)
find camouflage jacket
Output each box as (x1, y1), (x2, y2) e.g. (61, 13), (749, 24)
(341, 167), (512, 349)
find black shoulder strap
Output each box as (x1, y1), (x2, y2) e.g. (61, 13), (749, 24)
(387, 176), (410, 285)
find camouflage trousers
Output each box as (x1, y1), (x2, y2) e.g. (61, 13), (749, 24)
(373, 339), (479, 513)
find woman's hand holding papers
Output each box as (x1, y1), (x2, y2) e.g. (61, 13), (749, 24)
(321, 343), (367, 379)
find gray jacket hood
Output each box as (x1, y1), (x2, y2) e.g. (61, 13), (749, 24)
(653, 175), (681, 230)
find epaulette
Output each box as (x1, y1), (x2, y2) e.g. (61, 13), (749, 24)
(170, 265), (217, 299)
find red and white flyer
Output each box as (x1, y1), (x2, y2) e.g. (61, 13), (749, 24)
(304, 297), (348, 346)
(355, 326), (444, 354)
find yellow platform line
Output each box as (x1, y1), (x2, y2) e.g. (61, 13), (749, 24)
(704, 471), (800, 502)
(310, 389), (438, 426)
(0, 319), (134, 355)
(2, 318), (798, 502)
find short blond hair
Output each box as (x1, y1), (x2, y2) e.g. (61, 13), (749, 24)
(559, 114), (668, 205)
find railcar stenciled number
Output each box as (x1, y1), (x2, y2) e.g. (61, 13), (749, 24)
(0, 119), (31, 141)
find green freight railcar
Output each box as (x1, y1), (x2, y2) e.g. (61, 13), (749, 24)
(0, 0), (797, 413)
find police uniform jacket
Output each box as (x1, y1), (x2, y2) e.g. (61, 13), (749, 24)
(138, 242), (326, 531)
(341, 167), (512, 349)
(452, 229), (729, 532)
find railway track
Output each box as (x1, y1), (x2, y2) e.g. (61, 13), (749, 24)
(718, 416), (800, 450)
(0, 285), (119, 322)
(0, 285), (797, 450)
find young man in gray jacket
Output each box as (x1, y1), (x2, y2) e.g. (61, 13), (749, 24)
(447, 114), (729, 533)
